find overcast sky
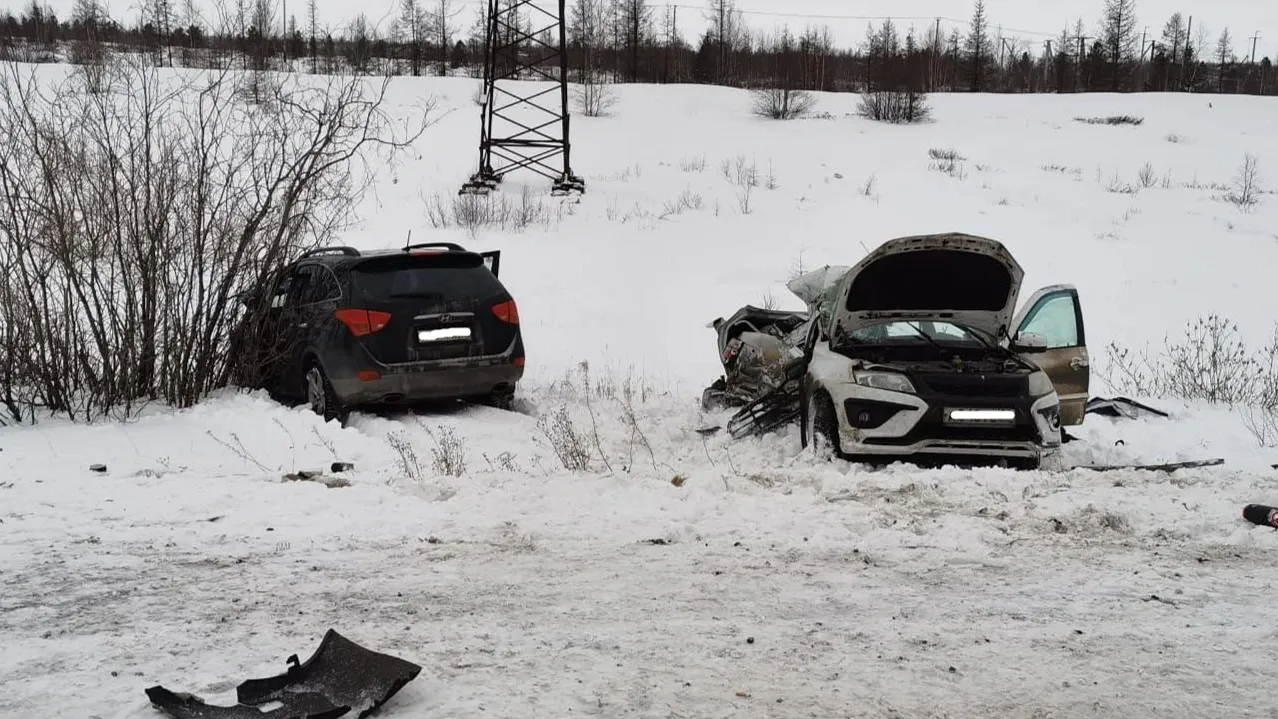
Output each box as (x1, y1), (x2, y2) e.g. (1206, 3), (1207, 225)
(15, 0), (1278, 58)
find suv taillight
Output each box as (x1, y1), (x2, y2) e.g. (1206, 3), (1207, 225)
(335, 309), (392, 337)
(492, 299), (519, 324)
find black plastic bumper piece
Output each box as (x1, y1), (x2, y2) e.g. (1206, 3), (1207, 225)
(145, 629), (422, 719)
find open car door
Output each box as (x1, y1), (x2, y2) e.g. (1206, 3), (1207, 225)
(481, 250), (501, 277)
(1009, 284), (1089, 426)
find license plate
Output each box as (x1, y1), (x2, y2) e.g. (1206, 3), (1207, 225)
(417, 327), (471, 343)
(945, 408), (1016, 425)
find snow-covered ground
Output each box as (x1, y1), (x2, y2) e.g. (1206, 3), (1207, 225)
(3, 68), (1278, 717)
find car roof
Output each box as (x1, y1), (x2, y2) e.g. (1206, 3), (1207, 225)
(294, 243), (482, 268)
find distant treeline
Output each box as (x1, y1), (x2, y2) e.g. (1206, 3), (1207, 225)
(1, 0), (1273, 95)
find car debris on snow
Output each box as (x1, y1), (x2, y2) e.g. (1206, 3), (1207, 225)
(145, 629), (420, 719)
(1074, 458), (1225, 473)
(1242, 504), (1278, 529)
(1085, 396), (1171, 420)
(284, 470), (352, 489)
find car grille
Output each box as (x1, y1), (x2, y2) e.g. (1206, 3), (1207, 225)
(915, 373), (1027, 398)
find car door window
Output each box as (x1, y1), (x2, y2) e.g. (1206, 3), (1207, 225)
(268, 275), (293, 309)
(282, 266), (316, 308)
(1018, 292), (1080, 349)
(306, 266), (342, 305)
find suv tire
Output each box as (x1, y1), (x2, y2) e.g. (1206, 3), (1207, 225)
(305, 361), (348, 425)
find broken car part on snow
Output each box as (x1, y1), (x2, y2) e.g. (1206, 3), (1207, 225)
(1243, 504), (1278, 529)
(145, 629), (420, 719)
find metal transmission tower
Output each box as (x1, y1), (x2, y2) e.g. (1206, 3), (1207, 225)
(460, 0), (585, 197)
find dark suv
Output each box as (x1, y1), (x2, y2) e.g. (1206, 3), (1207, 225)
(235, 242), (524, 422)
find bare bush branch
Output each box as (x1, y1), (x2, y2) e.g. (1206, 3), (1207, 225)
(857, 89), (931, 124)
(1226, 153), (1262, 212)
(0, 58), (434, 422)
(749, 86), (816, 120)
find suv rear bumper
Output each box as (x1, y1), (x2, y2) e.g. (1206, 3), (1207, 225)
(329, 337), (524, 406)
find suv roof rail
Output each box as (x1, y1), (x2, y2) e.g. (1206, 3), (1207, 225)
(404, 242), (467, 253)
(299, 246), (361, 260)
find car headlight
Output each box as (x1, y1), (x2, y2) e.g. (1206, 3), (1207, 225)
(853, 370), (916, 394)
(1028, 371), (1055, 397)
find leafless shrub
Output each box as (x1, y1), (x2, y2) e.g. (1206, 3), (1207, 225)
(1165, 133), (1183, 143)
(1106, 175), (1140, 195)
(472, 82), (485, 106)
(423, 424), (467, 477)
(617, 376), (658, 472)
(1137, 161), (1158, 189)
(573, 72), (617, 117)
(721, 155), (759, 188)
(736, 184), (755, 215)
(483, 451), (521, 473)
(679, 155), (707, 173)
(929, 148), (964, 164)
(761, 291), (778, 310)
(536, 406), (592, 471)
(1040, 163), (1077, 174)
(1225, 154), (1262, 212)
(1075, 115), (1144, 126)
(207, 430), (271, 472)
(859, 173), (877, 196)
(0, 58), (431, 423)
(386, 431), (425, 482)
(424, 188), (560, 235)
(1102, 315), (1278, 407)
(857, 89), (931, 124)
(765, 160), (779, 190)
(928, 148), (967, 180)
(659, 188), (704, 218)
(750, 86), (816, 120)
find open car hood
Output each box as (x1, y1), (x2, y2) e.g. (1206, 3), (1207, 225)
(828, 233), (1024, 340)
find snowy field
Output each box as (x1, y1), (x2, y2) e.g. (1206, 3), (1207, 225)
(3, 67), (1278, 717)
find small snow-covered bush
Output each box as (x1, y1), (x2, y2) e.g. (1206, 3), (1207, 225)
(1102, 314), (1278, 407)
(573, 73), (618, 117)
(927, 148), (966, 179)
(537, 406), (593, 471)
(857, 89), (931, 124)
(424, 424), (467, 477)
(1075, 115), (1144, 126)
(424, 186), (561, 235)
(750, 87), (816, 120)
(1225, 153), (1263, 212)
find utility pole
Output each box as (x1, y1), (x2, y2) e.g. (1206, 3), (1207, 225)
(1250, 32), (1261, 64)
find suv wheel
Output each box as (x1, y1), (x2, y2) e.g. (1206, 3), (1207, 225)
(305, 362), (348, 425)
(481, 385), (517, 411)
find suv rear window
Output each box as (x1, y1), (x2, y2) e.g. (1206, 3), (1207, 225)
(351, 254), (506, 302)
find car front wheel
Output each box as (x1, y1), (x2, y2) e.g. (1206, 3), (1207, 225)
(804, 389), (840, 459)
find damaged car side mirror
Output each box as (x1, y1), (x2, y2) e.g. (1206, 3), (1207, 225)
(1012, 331), (1049, 353)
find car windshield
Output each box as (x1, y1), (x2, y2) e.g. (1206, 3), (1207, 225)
(843, 321), (991, 348)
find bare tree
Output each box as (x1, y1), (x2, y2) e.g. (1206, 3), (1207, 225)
(1216, 27), (1234, 92)
(570, 0), (616, 115)
(1100, 0), (1138, 90)
(0, 57), (434, 423)
(424, 0), (461, 76)
(965, 0), (992, 91)
(396, 0), (424, 75)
